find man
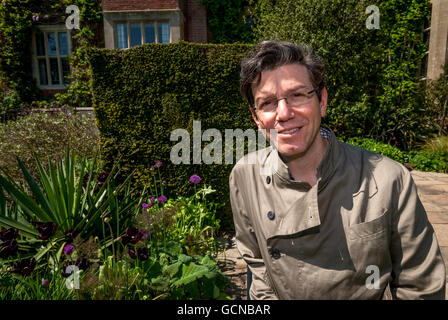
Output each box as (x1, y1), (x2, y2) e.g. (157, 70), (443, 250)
(229, 40), (446, 300)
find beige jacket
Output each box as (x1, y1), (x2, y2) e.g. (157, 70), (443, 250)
(229, 131), (446, 300)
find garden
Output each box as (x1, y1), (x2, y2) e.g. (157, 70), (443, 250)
(0, 0), (447, 300)
(0, 125), (229, 299)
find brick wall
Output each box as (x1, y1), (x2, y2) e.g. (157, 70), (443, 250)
(102, 0), (179, 11)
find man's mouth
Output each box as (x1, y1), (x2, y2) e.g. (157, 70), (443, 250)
(278, 127), (301, 136)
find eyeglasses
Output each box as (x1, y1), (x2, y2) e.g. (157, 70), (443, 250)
(254, 88), (318, 115)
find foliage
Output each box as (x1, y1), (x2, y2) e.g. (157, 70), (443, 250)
(345, 136), (410, 163)
(0, 151), (229, 300)
(409, 136), (448, 173)
(87, 42), (255, 229)
(0, 149), (148, 268)
(201, 0), (254, 43)
(0, 88), (24, 118)
(0, 110), (98, 186)
(249, 0), (434, 149)
(80, 247), (229, 300)
(136, 185), (222, 256)
(0, 0), (40, 102)
(54, 0), (103, 109)
(423, 60), (448, 135)
(0, 0), (103, 108)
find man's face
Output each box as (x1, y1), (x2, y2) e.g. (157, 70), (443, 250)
(251, 63), (328, 159)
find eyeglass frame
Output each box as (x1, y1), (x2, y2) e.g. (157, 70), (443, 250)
(253, 87), (319, 115)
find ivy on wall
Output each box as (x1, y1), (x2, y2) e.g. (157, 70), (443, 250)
(201, 0), (254, 43)
(0, 0), (102, 108)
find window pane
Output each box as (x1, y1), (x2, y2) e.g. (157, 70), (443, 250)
(117, 23), (128, 49)
(47, 33), (57, 56)
(130, 23), (142, 47)
(36, 32), (45, 56)
(61, 58), (70, 84)
(49, 58), (60, 84)
(158, 22), (170, 43)
(58, 32), (69, 56)
(144, 23), (155, 43)
(38, 59), (48, 85)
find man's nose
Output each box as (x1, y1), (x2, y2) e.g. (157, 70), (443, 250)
(276, 98), (293, 120)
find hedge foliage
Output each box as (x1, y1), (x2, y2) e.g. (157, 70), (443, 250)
(88, 42), (255, 227)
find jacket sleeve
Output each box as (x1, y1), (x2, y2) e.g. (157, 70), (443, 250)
(229, 168), (279, 300)
(389, 168), (446, 299)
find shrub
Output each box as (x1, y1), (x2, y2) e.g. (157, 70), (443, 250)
(88, 42), (255, 229)
(409, 136), (448, 173)
(345, 137), (410, 163)
(0, 89), (24, 118)
(0, 110), (98, 185)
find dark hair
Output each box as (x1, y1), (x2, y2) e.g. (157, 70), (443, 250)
(240, 40), (326, 109)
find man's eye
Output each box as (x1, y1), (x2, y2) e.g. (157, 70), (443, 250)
(261, 101), (274, 108)
(293, 92), (305, 97)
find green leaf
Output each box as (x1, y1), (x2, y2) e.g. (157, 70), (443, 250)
(17, 157), (57, 223)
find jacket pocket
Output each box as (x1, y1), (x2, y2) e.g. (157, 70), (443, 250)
(347, 208), (390, 240)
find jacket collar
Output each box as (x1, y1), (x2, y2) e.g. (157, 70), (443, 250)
(268, 127), (340, 192)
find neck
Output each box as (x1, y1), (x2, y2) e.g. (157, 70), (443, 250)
(280, 134), (329, 186)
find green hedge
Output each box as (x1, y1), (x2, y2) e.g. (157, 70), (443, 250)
(88, 42), (255, 229)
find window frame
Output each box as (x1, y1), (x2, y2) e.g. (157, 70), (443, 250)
(32, 25), (72, 89)
(113, 20), (171, 49)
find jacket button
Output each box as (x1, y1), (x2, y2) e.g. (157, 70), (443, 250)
(266, 176), (271, 184)
(267, 211), (275, 220)
(271, 248), (281, 259)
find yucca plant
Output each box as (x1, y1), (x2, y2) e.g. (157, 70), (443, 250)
(0, 148), (148, 264)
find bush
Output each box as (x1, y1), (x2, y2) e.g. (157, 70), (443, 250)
(409, 136), (448, 173)
(345, 137), (410, 164)
(0, 89), (25, 118)
(88, 42), (255, 229)
(0, 110), (98, 185)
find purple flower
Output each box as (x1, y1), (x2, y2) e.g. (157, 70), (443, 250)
(142, 202), (152, 209)
(42, 279), (50, 287)
(162, 181), (166, 185)
(137, 247), (149, 260)
(97, 172), (108, 186)
(12, 258), (36, 276)
(34, 222), (57, 240)
(64, 229), (78, 243)
(128, 247), (137, 259)
(0, 239), (18, 259)
(63, 244), (74, 255)
(120, 227), (146, 245)
(150, 165), (154, 171)
(150, 197), (155, 203)
(157, 195), (167, 203)
(141, 231), (148, 239)
(189, 174), (201, 184)
(129, 247), (149, 260)
(155, 161), (162, 167)
(0, 228), (18, 242)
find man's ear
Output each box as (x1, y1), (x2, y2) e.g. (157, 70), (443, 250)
(320, 87), (328, 118)
(250, 107), (262, 128)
